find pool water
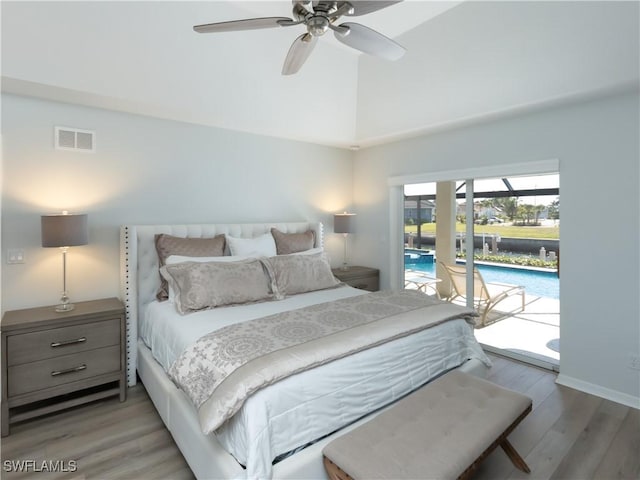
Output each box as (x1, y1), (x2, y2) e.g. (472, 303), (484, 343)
(405, 259), (559, 299)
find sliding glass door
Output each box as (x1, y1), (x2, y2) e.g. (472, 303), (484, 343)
(400, 170), (560, 371)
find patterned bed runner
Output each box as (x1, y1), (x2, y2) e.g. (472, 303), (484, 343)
(168, 290), (476, 434)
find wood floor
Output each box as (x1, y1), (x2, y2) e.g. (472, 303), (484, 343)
(2, 354), (638, 479)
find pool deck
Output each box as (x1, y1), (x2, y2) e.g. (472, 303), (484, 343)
(471, 294), (559, 368)
(406, 280), (560, 369)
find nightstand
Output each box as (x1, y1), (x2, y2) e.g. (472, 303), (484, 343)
(332, 266), (380, 292)
(1, 297), (126, 436)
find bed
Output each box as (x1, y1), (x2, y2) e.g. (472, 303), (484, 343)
(120, 222), (491, 480)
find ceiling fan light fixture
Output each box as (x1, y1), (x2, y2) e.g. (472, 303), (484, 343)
(307, 16), (330, 36)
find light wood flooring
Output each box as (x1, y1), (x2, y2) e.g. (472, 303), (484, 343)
(1, 354), (638, 479)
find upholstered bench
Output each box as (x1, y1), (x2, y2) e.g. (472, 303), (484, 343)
(322, 370), (532, 480)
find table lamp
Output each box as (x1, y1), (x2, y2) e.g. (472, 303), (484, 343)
(41, 212), (88, 312)
(334, 212), (355, 271)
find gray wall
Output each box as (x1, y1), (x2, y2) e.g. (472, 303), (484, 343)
(2, 90), (638, 409)
(352, 91), (640, 407)
(1, 94), (353, 311)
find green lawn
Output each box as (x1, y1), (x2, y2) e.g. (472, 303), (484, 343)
(405, 223), (559, 239)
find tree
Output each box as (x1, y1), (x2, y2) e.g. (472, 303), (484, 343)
(474, 199), (495, 223)
(534, 204), (545, 224)
(518, 204), (536, 225)
(495, 197), (518, 221)
(548, 197), (560, 220)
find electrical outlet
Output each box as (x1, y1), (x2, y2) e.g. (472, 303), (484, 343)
(7, 249), (25, 264)
(629, 354), (640, 371)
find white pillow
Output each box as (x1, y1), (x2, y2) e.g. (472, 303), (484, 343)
(226, 233), (277, 257)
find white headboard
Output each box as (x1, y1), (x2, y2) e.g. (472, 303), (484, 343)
(119, 222), (323, 385)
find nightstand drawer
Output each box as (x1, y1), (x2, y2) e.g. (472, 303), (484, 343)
(7, 345), (121, 397)
(7, 318), (120, 366)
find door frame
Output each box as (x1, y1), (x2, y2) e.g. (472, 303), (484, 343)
(389, 158), (560, 368)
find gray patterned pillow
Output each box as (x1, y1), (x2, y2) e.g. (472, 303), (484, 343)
(266, 252), (340, 296)
(154, 234), (226, 300)
(271, 228), (315, 255)
(160, 259), (276, 314)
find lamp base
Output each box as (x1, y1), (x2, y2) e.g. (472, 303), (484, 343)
(55, 287), (74, 313)
(340, 264), (350, 271)
(55, 303), (76, 313)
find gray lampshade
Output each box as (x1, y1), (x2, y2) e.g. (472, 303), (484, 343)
(334, 213), (356, 234)
(41, 213), (89, 248)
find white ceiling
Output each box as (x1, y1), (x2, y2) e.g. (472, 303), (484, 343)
(2, 1), (638, 148)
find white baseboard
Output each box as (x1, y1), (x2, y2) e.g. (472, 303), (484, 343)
(556, 374), (640, 410)
(481, 345), (559, 372)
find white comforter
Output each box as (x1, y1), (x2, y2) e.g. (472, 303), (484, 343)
(141, 286), (491, 480)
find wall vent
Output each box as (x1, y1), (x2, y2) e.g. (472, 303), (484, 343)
(55, 127), (96, 153)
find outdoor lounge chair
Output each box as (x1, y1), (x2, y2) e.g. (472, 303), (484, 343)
(404, 269), (442, 297)
(439, 261), (525, 327)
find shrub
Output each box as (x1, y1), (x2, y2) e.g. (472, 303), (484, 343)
(456, 253), (558, 269)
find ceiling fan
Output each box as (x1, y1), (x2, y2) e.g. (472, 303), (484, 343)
(194, 1), (406, 75)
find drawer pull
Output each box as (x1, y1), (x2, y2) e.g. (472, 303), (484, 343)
(51, 364), (87, 377)
(51, 337), (86, 348)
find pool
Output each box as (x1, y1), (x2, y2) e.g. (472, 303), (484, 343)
(405, 258), (559, 299)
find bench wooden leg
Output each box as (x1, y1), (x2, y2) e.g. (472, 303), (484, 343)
(323, 456), (354, 480)
(500, 438), (531, 473)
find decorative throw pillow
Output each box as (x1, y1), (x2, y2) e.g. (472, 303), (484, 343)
(154, 234), (226, 300)
(271, 228), (315, 255)
(266, 252), (340, 296)
(165, 255), (251, 301)
(160, 259), (275, 314)
(226, 233), (277, 257)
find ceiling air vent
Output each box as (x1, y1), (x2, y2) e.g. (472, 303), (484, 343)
(55, 126), (96, 153)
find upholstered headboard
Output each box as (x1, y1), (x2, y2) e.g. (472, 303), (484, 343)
(119, 222), (323, 386)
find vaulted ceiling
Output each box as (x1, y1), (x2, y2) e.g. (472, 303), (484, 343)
(2, 1), (638, 148)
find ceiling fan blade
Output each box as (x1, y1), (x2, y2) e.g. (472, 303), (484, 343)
(194, 17), (293, 33)
(345, 1), (403, 16)
(334, 22), (405, 60)
(282, 33), (318, 75)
